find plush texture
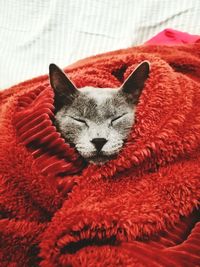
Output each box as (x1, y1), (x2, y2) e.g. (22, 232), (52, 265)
(0, 43), (200, 267)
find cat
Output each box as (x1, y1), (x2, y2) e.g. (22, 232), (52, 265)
(49, 61), (150, 164)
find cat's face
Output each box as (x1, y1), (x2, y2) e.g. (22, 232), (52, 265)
(49, 61), (150, 164)
(55, 87), (135, 164)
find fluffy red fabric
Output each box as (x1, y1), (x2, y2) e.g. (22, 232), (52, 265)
(0, 44), (200, 267)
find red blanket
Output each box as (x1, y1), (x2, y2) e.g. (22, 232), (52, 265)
(0, 44), (200, 267)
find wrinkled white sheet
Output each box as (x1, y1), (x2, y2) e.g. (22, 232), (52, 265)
(0, 0), (200, 89)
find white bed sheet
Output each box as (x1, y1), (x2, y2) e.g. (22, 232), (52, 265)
(0, 0), (200, 89)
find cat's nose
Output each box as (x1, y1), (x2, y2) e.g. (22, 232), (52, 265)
(91, 138), (107, 152)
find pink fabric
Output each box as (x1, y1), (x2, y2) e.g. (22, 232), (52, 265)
(145, 28), (200, 45)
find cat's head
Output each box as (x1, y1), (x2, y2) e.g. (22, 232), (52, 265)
(49, 61), (150, 164)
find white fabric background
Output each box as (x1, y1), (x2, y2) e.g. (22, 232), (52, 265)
(0, 0), (200, 89)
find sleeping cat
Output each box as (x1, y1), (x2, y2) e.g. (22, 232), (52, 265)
(49, 61), (150, 164)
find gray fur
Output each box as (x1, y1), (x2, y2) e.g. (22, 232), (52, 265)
(49, 61), (150, 164)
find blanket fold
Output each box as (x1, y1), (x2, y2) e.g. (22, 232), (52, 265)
(0, 44), (200, 266)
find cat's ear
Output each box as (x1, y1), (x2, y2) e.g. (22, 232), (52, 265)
(120, 61), (150, 103)
(49, 63), (79, 109)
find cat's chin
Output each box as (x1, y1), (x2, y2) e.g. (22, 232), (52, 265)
(86, 154), (117, 165)
(88, 158), (109, 165)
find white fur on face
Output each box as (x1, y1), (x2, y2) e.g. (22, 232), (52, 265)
(74, 118), (131, 163)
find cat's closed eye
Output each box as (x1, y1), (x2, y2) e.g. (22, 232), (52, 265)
(111, 113), (128, 126)
(68, 116), (88, 126)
